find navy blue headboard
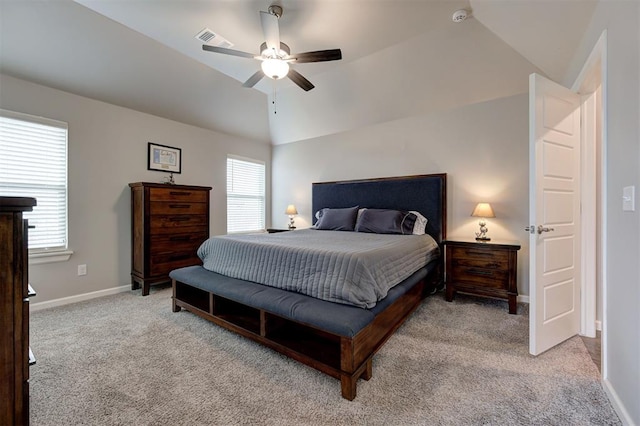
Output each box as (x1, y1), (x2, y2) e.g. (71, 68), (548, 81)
(312, 174), (447, 243)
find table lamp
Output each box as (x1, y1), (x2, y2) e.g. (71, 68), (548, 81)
(285, 204), (298, 230)
(471, 202), (495, 241)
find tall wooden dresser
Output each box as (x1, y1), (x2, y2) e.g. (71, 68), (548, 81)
(129, 182), (211, 296)
(1, 196), (36, 425)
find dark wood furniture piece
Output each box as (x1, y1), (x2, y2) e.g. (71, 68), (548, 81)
(444, 239), (521, 314)
(1, 196), (37, 425)
(172, 174), (447, 400)
(266, 228), (290, 233)
(129, 182), (211, 296)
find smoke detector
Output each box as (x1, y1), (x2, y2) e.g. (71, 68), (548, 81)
(452, 9), (468, 23)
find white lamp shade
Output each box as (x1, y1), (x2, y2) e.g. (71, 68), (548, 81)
(471, 202), (495, 218)
(261, 59), (289, 80)
(285, 204), (298, 215)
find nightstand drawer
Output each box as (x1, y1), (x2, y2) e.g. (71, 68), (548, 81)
(449, 246), (508, 267)
(449, 264), (508, 289)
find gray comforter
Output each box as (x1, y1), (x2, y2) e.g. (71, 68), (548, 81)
(197, 229), (439, 308)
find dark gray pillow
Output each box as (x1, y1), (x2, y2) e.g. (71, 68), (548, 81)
(315, 206), (359, 231)
(355, 209), (417, 234)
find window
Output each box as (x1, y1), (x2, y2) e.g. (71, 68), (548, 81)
(227, 156), (265, 233)
(0, 109), (69, 254)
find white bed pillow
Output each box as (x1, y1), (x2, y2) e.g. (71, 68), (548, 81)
(409, 211), (428, 235)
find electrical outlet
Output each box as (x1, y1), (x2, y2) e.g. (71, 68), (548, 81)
(77, 264), (87, 276)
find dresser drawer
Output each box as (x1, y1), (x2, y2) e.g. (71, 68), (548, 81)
(150, 201), (208, 215)
(150, 232), (207, 255)
(149, 214), (208, 232)
(150, 253), (201, 276)
(150, 187), (209, 203)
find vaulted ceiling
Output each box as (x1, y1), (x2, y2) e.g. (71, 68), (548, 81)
(0, 0), (597, 145)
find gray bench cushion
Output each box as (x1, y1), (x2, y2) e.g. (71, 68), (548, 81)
(170, 263), (433, 337)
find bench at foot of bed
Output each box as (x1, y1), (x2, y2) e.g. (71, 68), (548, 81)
(170, 265), (435, 400)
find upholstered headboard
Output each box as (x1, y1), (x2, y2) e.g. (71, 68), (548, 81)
(312, 173), (447, 243)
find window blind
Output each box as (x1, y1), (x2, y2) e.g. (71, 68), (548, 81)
(0, 109), (68, 251)
(227, 156), (265, 233)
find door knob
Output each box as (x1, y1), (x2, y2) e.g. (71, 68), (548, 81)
(537, 225), (555, 234)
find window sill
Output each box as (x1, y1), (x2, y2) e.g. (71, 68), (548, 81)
(29, 250), (73, 265)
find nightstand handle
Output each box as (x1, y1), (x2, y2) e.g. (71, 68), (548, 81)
(467, 268), (494, 277)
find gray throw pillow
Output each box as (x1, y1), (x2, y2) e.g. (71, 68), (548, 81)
(315, 206), (359, 231)
(355, 209), (416, 234)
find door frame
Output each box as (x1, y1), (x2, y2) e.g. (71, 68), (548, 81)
(570, 30), (607, 373)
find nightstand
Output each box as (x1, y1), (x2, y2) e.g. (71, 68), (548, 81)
(266, 228), (291, 233)
(444, 239), (521, 314)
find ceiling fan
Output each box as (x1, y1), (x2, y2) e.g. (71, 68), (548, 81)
(202, 5), (342, 91)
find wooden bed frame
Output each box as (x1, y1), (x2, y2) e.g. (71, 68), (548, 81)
(172, 173), (447, 400)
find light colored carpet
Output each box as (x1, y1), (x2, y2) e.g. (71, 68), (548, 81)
(29, 286), (620, 425)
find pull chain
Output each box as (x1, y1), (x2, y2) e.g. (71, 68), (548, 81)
(272, 83), (277, 115)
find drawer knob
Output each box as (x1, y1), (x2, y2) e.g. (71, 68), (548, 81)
(467, 268), (494, 277)
(170, 217), (191, 222)
(169, 254), (190, 261)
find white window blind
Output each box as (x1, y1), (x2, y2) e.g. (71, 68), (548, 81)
(227, 156), (265, 233)
(0, 109), (68, 251)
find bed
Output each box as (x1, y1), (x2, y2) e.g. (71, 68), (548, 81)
(170, 173), (447, 400)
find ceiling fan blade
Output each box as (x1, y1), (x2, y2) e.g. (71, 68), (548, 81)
(288, 69), (314, 91)
(290, 49), (342, 63)
(202, 45), (255, 59)
(260, 11), (280, 53)
(242, 70), (265, 88)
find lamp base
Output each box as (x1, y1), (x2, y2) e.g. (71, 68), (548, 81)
(475, 236), (491, 241)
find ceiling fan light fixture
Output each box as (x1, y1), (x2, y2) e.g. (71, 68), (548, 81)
(260, 42), (290, 59)
(201, 5), (341, 91)
(261, 58), (289, 79)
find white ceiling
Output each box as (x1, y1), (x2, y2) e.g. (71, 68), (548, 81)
(0, 0), (597, 145)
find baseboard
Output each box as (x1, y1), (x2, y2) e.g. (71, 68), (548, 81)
(517, 295), (529, 304)
(30, 285), (131, 312)
(602, 378), (634, 425)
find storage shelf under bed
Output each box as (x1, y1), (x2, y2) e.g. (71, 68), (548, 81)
(172, 279), (342, 371)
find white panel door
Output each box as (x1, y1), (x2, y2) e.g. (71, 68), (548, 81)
(529, 73), (581, 356)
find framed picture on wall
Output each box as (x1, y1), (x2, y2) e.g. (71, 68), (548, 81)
(148, 142), (181, 173)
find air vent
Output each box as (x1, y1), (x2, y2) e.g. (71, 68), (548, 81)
(195, 28), (234, 48)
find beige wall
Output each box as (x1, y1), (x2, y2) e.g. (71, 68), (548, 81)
(272, 94), (530, 296)
(563, 1), (640, 423)
(0, 73), (271, 305)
